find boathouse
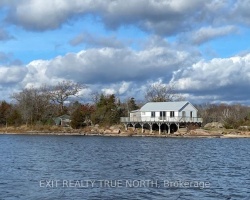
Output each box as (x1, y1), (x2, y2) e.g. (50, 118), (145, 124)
(120, 101), (202, 134)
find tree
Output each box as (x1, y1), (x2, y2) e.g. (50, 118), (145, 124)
(145, 83), (185, 102)
(197, 103), (250, 128)
(7, 108), (22, 126)
(124, 97), (139, 116)
(70, 102), (95, 129)
(91, 94), (121, 125)
(49, 80), (85, 113)
(11, 86), (53, 125)
(0, 101), (11, 126)
(70, 105), (85, 129)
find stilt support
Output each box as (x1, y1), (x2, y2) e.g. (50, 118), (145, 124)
(157, 123), (162, 135)
(167, 123), (170, 134)
(131, 123), (136, 131)
(124, 123), (128, 131)
(148, 123), (153, 134)
(140, 123), (144, 133)
(177, 123), (179, 131)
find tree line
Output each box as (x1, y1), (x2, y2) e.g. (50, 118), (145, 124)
(0, 81), (250, 129)
(0, 80), (140, 129)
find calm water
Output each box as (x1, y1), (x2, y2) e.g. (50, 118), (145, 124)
(0, 135), (250, 200)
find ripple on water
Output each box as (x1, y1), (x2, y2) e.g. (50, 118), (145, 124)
(0, 135), (250, 199)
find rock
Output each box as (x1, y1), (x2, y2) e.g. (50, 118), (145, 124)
(99, 129), (105, 134)
(104, 129), (112, 134)
(109, 126), (116, 130)
(204, 122), (223, 129)
(189, 129), (210, 135)
(178, 128), (187, 134)
(112, 129), (120, 134)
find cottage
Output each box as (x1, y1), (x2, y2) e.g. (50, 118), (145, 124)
(53, 114), (71, 127)
(121, 101), (202, 134)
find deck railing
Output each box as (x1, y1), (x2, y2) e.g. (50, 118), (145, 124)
(120, 116), (203, 123)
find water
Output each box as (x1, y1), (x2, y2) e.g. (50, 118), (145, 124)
(0, 135), (250, 200)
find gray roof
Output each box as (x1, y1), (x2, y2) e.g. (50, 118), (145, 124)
(140, 101), (196, 112)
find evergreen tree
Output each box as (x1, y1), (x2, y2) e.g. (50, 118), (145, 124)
(71, 106), (85, 129)
(91, 94), (121, 125)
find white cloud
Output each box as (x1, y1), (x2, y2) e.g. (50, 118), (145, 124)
(190, 26), (238, 45)
(172, 53), (250, 101)
(42, 47), (191, 84)
(118, 82), (130, 94)
(69, 32), (125, 48)
(2, 49), (250, 103)
(3, 0), (239, 36)
(0, 65), (27, 84)
(232, 0), (250, 25)
(8, 45), (192, 102)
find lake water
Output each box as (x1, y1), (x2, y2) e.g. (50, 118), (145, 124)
(0, 135), (250, 200)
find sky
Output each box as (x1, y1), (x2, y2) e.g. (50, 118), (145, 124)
(0, 0), (250, 104)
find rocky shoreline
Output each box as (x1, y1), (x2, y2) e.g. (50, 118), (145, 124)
(1, 124), (250, 138)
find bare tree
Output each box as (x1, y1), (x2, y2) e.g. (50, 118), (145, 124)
(145, 83), (185, 102)
(11, 86), (52, 125)
(49, 80), (85, 112)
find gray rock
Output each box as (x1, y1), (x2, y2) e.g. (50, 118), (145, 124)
(204, 122), (223, 129)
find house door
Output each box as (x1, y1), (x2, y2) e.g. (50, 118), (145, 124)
(160, 111), (166, 120)
(182, 111), (186, 119)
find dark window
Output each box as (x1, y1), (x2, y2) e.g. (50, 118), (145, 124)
(160, 111), (166, 117)
(170, 111), (175, 118)
(160, 111), (166, 119)
(151, 112), (155, 117)
(190, 111), (193, 118)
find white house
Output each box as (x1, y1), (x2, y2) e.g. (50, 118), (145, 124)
(129, 101), (198, 122)
(121, 101), (202, 134)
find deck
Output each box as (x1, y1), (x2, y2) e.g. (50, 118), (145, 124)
(120, 116), (203, 134)
(120, 116), (203, 123)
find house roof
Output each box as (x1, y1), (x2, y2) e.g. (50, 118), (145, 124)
(58, 114), (71, 120)
(140, 101), (197, 112)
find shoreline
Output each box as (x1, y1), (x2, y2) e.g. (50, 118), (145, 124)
(1, 131), (250, 138)
(1, 125), (250, 138)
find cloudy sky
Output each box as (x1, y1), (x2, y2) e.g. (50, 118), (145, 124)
(1, 0), (250, 104)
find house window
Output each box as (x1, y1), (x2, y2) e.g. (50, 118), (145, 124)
(160, 111), (166, 119)
(170, 111), (175, 118)
(190, 111), (193, 118)
(151, 112), (155, 118)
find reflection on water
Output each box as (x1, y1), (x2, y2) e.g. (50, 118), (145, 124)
(0, 135), (250, 199)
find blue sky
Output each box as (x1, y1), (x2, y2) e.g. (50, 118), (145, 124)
(1, 0), (250, 104)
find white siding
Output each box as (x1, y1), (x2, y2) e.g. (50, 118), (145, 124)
(129, 102), (198, 122)
(180, 103), (197, 118)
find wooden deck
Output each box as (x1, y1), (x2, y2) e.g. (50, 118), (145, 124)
(120, 116), (203, 123)
(120, 116), (203, 134)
